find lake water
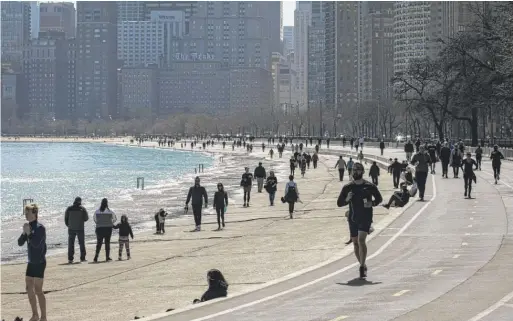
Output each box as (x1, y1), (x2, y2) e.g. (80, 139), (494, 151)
(1, 142), (214, 261)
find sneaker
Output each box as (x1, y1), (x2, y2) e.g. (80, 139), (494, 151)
(106, 257), (112, 262)
(359, 265), (367, 279)
(127, 256), (131, 260)
(243, 203), (247, 207)
(80, 259), (87, 263)
(246, 203), (250, 207)
(68, 260), (73, 264)
(118, 257), (122, 261)
(93, 257), (98, 263)
(382, 204), (390, 209)
(464, 191), (467, 197)
(197, 226), (201, 232)
(344, 239), (352, 245)
(222, 222), (225, 228)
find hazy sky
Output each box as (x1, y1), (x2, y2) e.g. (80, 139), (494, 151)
(283, 0), (296, 27)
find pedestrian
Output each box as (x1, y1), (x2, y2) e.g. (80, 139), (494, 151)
(306, 152), (311, 169)
(65, 196), (89, 264)
(439, 143), (451, 178)
(359, 137), (365, 150)
(334, 156), (347, 181)
(337, 162), (383, 280)
(357, 150), (364, 163)
(369, 161), (380, 186)
(451, 147), (463, 178)
(388, 158), (402, 188)
(404, 140), (414, 161)
(300, 154), (307, 177)
(240, 167), (253, 207)
(265, 171), (278, 206)
(157, 209), (167, 234)
(254, 162), (267, 193)
(213, 183), (228, 230)
(490, 145), (504, 184)
(113, 215), (134, 260)
(289, 156), (296, 175)
(312, 152), (319, 169)
(154, 210), (161, 234)
(461, 152), (478, 199)
(379, 140), (385, 156)
(185, 177), (208, 231)
(411, 146), (431, 201)
(18, 203), (47, 321)
(427, 142), (437, 174)
(283, 175), (299, 219)
(347, 157), (354, 180)
(93, 198), (117, 263)
(475, 145), (483, 170)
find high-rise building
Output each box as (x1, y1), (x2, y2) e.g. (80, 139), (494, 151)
(118, 11), (185, 67)
(120, 65), (159, 118)
(1, 1), (32, 69)
(393, 1), (475, 75)
(283, 26), (294, 55)
(358, 2), (394, 103)
(186, 1), (273, 71)
(294, 2), (312, 110)
(117, 1), (146, 22)
(307, 1), (326, 109)
(39, 2), (76, 39)
(22, 31), (75, 120)
(324, 1), (359, 134)
(30, 1), (39, 39)
(76, 1), (118, 120)
(144, 1), (197, 34)
(268, 1), (283, 54)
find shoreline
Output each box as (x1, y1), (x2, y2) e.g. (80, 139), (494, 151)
(1, 140), (284, 264)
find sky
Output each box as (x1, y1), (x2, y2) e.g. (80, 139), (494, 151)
(283, 0), (296, 26)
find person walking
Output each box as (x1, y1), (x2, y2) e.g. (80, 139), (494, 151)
(284, 175), (299, 219)
(411, 147), (431, 201)
(439, 143), (451, 178)
(490, 145), (504, 184)
(312, 152), (319, 169)
(65, 196), (89, 264)
(379, 140), (385, 156)
(388, 158), (403, 188)
(427, 142), (437, 174)
(113, 215), (134, 260)
(404, 140), (414, 161)
(289, 156), (296, 175)
(18, 203), (47, 321)
(337, 163), (383, 280)
(254, 162), (267, 193)
(451, 147), (463, 178)
(157, 209), (167, 234)
(475, 145), (483, 170)
(461, 152), (478, 199)
(240, 167), (253, 207)
(185, 177), (208, 231)
(265, 171), (278, 206)
(213, 183), (228, 230)
(334, 156), (347, 181)
(93, 198), (117, 263)
(369, 161), (380, 186)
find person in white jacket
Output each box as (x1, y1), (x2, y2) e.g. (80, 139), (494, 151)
(93, 198), (117, 263)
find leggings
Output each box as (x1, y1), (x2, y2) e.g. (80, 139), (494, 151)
(371, 175), (378, 186)
(493, 164), (501, 179)
(215, 207), (225, 226)
(119, 238), (131, 258)
(441, 161), (449, 176)
(288, 201), (295, 214)
(192, 205), (202, 226)
(464, 173), (473, 195)
(243, 186), (251, 203)
(476, 156), (482, 169)
(95, 227), (113, 259)
(453, 166), (460, 177)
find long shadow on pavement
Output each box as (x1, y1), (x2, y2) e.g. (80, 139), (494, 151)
(337, 278), (383, 287)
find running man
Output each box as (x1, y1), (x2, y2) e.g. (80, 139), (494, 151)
(461, 152), (478, 199)
(490, 145), (504, 184)
(337, 163), (383, 279)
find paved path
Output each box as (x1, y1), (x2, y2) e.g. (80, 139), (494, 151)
(1, 144), (398, 321)
(148, 145), (513, 321)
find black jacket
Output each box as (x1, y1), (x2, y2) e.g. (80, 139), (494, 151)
(254, 166), (266, 178)
(388, 161), (403, 174)
(265, 176), (278, 193)
(186, 185), (208, 206)
(369, 164), (380, 177)
(379, 142), (385, 149)
(240, 173), (253, 187)
(113, 222), (134, 238)
(213, 191), (228, 208)
(440, 146), (451, 162)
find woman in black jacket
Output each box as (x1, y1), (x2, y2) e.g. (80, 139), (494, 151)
(213, 183), (228, 230)
(193, 269), (229, 303)
(265, 171), (278, 206)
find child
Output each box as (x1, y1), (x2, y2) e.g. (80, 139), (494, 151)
(157, 209), (167, 234)
(113, 215), (134, 260)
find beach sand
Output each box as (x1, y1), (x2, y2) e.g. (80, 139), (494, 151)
(1, 140), (398, 321)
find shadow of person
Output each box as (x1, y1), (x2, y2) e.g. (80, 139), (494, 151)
(337, 278), (383, 287)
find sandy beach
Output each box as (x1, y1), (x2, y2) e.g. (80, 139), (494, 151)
(1, 139), (400, 321)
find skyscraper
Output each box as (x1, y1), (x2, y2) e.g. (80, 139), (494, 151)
(283, 26), (294, 55)
(294, 1), (312, 110)
(307, 1), (326, 109)
(1, 1), (31, 69)
(39, 2), (76, 38)
(76, 1), (118, 120)
(117, 1), (146, 22)
(268, 1), (283, 54)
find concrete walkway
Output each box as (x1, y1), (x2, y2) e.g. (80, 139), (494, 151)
(1, 144), (398, 321)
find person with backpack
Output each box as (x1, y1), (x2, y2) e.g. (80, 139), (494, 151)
(283, 175), (299, 219)
(213, 183), (228, 230)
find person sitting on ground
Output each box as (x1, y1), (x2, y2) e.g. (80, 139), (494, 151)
(193, 269), (229, 304)
(382, 184), (411, 209)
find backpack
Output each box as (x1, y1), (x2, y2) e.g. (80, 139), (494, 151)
(286, 184), (298, 202)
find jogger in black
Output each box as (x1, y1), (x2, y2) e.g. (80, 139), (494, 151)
(461, 152), (478, 199)
(185, 177), (208, 232)
(490, 145), (504, 184)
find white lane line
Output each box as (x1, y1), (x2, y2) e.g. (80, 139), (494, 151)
(432, 269), (443, 276)
(470, 217), (474, 220)
(465, 233), (471, 236)
(393, 290), (410, 297)
(452, 254), (460, 259)
(462, 242), (469, 246)
(329, 316), (349, 321)
(468, 224), (473, 228)
(176, 175), (438, 321)
(467, 290), (513, 321)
